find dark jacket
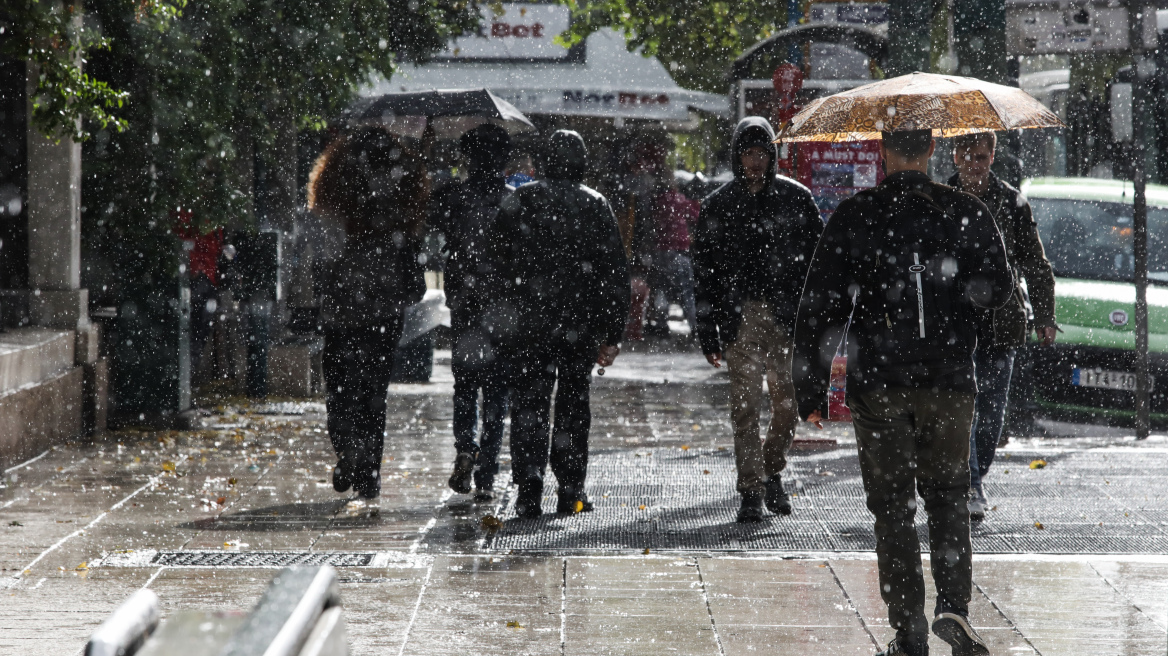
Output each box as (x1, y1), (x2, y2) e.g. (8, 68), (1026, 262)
(692, 117), (823, 354)
(946, 172), (1056, 346)
(429, 172), (514, 332)
(496, 130), (630, 349)
(315, 231), (425, 332)
(793, 170), (1015, 419)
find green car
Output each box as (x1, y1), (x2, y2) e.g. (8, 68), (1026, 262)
(1009, 177), (1168, 429)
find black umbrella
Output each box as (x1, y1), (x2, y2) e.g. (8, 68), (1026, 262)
(345, 88), (536, 139)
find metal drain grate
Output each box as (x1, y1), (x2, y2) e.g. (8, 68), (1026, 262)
(152, 551), (375, 567)
(488, 448), (1168, 554)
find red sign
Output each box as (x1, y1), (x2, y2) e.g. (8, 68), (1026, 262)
(796, 140), (883, 222)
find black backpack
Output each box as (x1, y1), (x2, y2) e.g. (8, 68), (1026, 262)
(851, 184), (978, 365)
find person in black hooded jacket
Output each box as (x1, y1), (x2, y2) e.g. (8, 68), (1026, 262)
(430, 124), (514, 501)
(496, 129), (630, 519)
(692, 116), (823, 523)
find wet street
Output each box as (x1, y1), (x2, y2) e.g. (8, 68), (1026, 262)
(3, 350), (1167, 655)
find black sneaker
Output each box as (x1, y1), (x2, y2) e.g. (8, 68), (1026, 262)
(448, 453), (474, 494)
(765, 475), (792, 515)
(874, 637), (926, 656)
(515, 483), (543, 519)
(932, 613), (988, 656)
(556, 494), (594, 514)
(353, 470), (380, 500)
(332, 462), (352, 493)
(736, 490), (765, 523)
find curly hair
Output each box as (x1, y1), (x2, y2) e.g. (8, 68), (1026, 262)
(307, 128), (429, 237)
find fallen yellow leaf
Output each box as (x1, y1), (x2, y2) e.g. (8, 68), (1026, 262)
(1034, 521), (1045, 530)
(638, 504), (647, 510)
(481, 515), (504, 533)
(75, 562), (87, 571)
(680, 445), (690, 451)
(1029, 459), (1047, 469)
(703, 470), (710, 475)
(573, 500), (584, 513)
(506, 620), (523, 629)
(642, 547), (650, 555)
(216, 497), (227, 505)
(161, 461), (176, 472)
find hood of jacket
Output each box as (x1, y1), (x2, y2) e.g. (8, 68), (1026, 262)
(730, 116), (778, 181)
(545, 129), (588, 182)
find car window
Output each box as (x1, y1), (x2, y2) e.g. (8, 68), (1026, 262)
(1030, 197), (1168, 283)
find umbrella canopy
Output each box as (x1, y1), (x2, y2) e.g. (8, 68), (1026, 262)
(345, 88), (537, 139)
(776, 72), (1064, 142)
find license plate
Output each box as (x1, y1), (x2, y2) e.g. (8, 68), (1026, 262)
(1071, 368), (1153, 391)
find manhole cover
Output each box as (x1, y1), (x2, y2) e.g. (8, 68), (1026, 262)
(152, 551), (374, 567)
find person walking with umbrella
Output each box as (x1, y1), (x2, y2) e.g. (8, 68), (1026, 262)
(497, 129), (630, 519)
(308, 128), (429, 501)
(948, 132), (1057, 521)
(692, 116), (823, 523)
(431, 124), (515, 501)
(787, 74), (1062, 655)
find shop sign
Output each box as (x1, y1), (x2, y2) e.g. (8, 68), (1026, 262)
(1006, 1), (1157, 55)
(437, 3), (573, 61)
(797, 141), (883, 222)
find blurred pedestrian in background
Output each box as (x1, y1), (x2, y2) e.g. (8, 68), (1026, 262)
(308, 128), (429, 501)
(505, 152), (536, 188)
(948, 132), (1057, 521)
(498, 129), (630, 519)
(795, 130), (1013, 656)
(645, 176), (700, 336)
(430, 124), (514, 502)
(693, 116), (822, 523)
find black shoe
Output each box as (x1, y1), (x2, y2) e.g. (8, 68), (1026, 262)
(353, 470), (380, 500)
(448, 453), (474, 494)
(875, 637), (927, 656)
(765, 475), (792, 516)
(932, 613), (988, 656)
(332, 463), (352, 493)
(515, 483), (543, 519)
(556, 494), (594, 514)
(736, 490), (765, 523)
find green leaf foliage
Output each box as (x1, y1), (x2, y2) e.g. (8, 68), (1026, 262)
(559, 0), (789, 93)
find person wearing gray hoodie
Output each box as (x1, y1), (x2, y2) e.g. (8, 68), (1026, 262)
(692, 117), (823, 523)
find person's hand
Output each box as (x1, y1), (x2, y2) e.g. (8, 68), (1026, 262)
(597, 344), (620, 368)
(705, 352), (722, 369)
(1036, 325), (1057, 346)
(805, 410), (824, 430)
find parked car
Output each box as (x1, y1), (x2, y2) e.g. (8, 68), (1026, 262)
(1008, 177), (1168, 431)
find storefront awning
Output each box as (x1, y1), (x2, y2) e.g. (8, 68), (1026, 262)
(364, 29), (729, 123)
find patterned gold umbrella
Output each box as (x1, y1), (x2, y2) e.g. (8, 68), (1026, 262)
(776, 72), (1064, 142)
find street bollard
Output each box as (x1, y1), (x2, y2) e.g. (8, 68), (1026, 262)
(85, 567), (346, 656)
(85, 588), (161, 656)
(218, 566), (344, 656)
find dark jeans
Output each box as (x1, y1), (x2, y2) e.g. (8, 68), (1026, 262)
(451, 327), (509, 490)
(848, 388), (976, 642)
(323, 320), (402, 494)
(969, 345), (1016, 489)
(509, 341), (598, 499)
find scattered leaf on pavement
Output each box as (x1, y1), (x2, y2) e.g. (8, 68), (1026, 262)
(161, 461), (176, 472)
(216, 497), (227, 505)
(505, 620), (522, 628)
(1029, 459), (1047, 469)
(1034, 521), (1045, 530)
(481, 515), (504, 533)
(8, 521), (22, 527)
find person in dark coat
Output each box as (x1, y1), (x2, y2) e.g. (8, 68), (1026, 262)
(307, 129), (428, 501)
(793, 130), (1014, 656)
(692, 116), (823, 523)
(497, 129), (630, 519)
(430, 124), (514, 501)
(948, 132), (1057, 521)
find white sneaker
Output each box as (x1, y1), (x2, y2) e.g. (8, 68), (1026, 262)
(968, 486), (987, 521)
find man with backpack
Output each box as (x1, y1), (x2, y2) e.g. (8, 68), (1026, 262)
(497, 129), (630, 519)
(793, 130), (1014, 656)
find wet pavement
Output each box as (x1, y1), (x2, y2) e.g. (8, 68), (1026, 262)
(2, 349), (1167, 654)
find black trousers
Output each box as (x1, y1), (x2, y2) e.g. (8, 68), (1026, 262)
(323, 320), (402, 494)
(451, 325), (509, 490)
(848, 387), (975, 642)
(509, 341), (598, 499)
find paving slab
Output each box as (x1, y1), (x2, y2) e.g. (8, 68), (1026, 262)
(2, 352), (1167, 655)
